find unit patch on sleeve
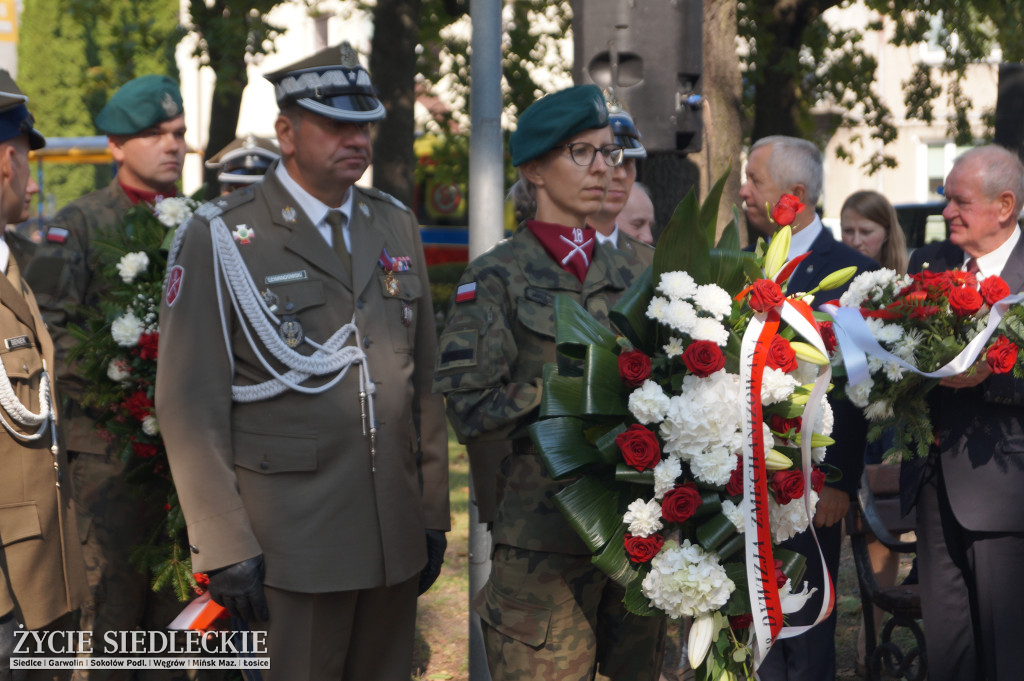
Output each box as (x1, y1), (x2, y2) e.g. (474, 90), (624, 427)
(455, 282), (477, 303)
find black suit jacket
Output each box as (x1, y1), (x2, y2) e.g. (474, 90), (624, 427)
(900, 237), (1024, 531)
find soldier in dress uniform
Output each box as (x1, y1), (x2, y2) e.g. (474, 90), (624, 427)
(22, 74), (194, 679)
(589, 96), (654, 267)
(434, 84), (665, 681)
(204, 134), (280, 195)
(0, 71), (87, 680)
(154, 42), (449, 681)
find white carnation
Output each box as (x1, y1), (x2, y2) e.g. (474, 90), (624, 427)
(660, 373), (745, 486)
(641, 539), (736, 618)
(793, 359), (821, 386)
(689, 447), (741, 487)
(847, 376), (874, 408)
(106, 359), (131, 382)
(663, 337), (685, 358)
(814, 397), (834, 437)
(689, 317), (730, 346)
(646, 296), (670, 323)
(761, 368), (799, 405)
(653, 457), (682, 499)
(769, 490), (819, 542)
(111, 311), (144, 347)
(865, 318), (903, 346)
(629, 380), (671, 425)
(721, 498), (745, 533)
(154, 196), (195, 227)
(657, 271), (698, 300)
(141, 415), (160, 436)
(624, 498), (663, 537)
(116, 252), (149, 283)
(693, 284), (733, 320)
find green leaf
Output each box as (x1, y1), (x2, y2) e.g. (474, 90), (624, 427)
(696, 513), (737, 552)
(539, 363), (584, 418)
(552, 476), (622, 553)
(614, 464), (655, 485)
(609, 267), (655, 352)
(592, 522), (637, 587)
(721, 562), (752, 616)
(555, 295), (618, 360)
(699, 164), (732, 245)
(623, 570), (659, 616)
(709, 249), (755, 302)
(595, 424), (628, 467)
(775, 547), (807, 586)
(581, 345), (629, 416)
(529, 417), (601, 480)
(654, 190), (708, 284)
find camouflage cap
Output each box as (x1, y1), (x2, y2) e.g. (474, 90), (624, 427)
(264, 41), (385, 122)
(205, 134), (280, 185)
(606, 94), (646, 159)
(0, 70), (44, 150)
(509, 84), (609, 167)
(95, 75), (184, 135)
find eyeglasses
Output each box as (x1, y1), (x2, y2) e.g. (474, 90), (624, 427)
(563, 142), (625, 167)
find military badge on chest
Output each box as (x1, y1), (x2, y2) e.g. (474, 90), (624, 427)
(377, 247), (411, 296)
(279, 316), (304, 348)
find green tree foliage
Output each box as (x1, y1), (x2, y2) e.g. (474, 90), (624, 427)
(184, 0), (284, 198)
(19, 0), (182, 211)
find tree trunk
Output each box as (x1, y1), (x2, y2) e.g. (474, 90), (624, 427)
(370, 0), (421, 208)
(695, 0), (744, 243)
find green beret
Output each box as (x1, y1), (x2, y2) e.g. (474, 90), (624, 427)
(509, 84), (609, 167)
(95, 75), (183, 135)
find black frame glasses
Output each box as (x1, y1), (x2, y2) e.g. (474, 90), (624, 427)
(563, 142), (625, 167)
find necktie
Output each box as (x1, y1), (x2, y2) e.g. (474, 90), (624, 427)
(965, 257), (979, 276)
(326, 210), (351, 275)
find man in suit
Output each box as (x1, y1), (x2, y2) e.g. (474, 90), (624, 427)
(618, 182), (655, 246)
(155, 42), (449, 681)
(739, 135), (878, 681)
(0, 71), (87, 679)
(901, 144), (1024, 681)
(23, 76), (190, 665)
(590, 101), (655, 266)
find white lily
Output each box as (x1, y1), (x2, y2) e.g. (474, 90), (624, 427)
(687, 613), (717, 669)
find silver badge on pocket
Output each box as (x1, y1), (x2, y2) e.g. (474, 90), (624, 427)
(279, 316), (304, 348)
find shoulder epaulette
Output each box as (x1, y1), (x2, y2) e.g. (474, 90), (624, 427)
(360, 185), (409, 212)
(196, 186), (256, 221)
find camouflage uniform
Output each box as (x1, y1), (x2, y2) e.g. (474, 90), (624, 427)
(25, 181), (192, 681)
(434, 225), (665, 681)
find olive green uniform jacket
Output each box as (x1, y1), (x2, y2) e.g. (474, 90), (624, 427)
(0, 257), (86, 629)
(24, 180), (133, 455)
(618, 230), (654, 267)
(155, 168), (450, 592)
(434, 226), (644, 548)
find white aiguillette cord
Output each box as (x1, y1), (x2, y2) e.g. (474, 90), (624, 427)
(166, 216), (379, 470)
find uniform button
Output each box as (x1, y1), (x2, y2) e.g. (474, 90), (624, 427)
(285, 302), (295, 311)
(260, 460), (270, 470)
(363, 336), (372, 348)
(190, 544), (200, 554)
(356, 299), (364, 309)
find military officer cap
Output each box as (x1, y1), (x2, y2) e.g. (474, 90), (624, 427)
(95, 75), (184, 135)
(264, 41), (385, 122)
(0, 70), (44, 151)
(205, 134), (280, 185)
(606, 94), (646, 159)
(509, 84), (609, 167)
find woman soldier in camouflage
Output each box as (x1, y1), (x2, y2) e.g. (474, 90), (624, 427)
(434, 84), (664, 681)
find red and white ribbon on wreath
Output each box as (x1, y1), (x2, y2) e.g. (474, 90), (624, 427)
(740, 294), (835, 668)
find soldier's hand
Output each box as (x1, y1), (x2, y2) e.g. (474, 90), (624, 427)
(418, 529), (447, 595)
(0, 613), (14, 681)
(208, 555), (270, 622)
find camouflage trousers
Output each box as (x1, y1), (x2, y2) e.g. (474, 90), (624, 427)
(70, 452), (225, 681)
(473, 544), (666, 681)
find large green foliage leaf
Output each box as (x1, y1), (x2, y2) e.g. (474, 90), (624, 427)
(539, 364), (583, 418)
(552, 477), (622, 553)
(528, 417), (602, 480)
(581, 345), (629, 416)
(592, 523), (639, 588)
(653, 190), (707, 284)
(555, 295), (618, 360)
(609, 268), (655, 352)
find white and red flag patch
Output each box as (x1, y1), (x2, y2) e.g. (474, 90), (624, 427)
(456, 282), (477, 303)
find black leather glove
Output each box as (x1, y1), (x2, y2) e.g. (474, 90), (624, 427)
(0, 613), (15, 681)
(207, 555), (269, 622)
(418, 529), (447, 595)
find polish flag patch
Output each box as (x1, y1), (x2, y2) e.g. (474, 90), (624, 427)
(45, 227), (69, 244)
(456, 282), (477, 303)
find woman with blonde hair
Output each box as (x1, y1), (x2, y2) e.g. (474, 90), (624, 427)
(840, 190), (909, 273)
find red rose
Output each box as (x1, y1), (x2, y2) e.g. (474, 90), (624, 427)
(769, 413), (802, 437)
(909, 305), (941, 320)
(766, 335), (798, 372)
(136, 332), (159, 360)
(615, 424), (662, 471)
(980, 276), (1011, 306)
(748, 279), (784, 313)
(818, 321), (837, 355)
(618, 350), (652, 389)
(131, 441), (159, 459)
(661, 482), (703, 523)
(770, 194), (805, 227)
(811, 467), (826, 494)
(122, 390), (154, 421)
(682, 340), (725, 377)
(725, 455), (743, 496)
(774, 558), (789, 589)
(624, 532), (665, 563)
(948, 285), (983, 317)
(949, 269), (978, 289)
(986, 334), (1019, 375)
(910, 270), (952, 298)
(771, 470), (805, 505)
(729, 614), (753, 630)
